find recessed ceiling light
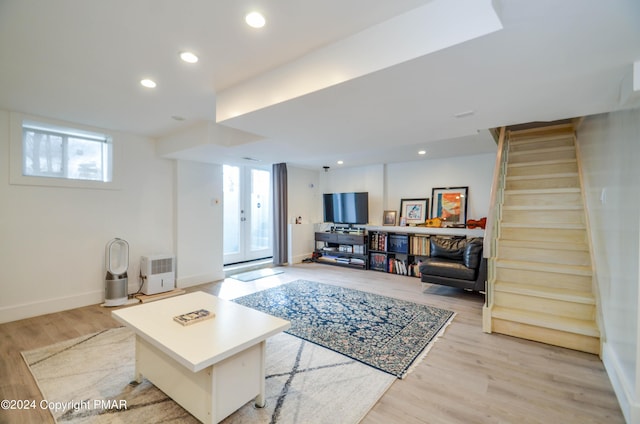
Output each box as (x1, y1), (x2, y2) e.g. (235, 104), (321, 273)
(179, 51), (199, 64)
(418, 150), (426, 155)
(245, 11), (266, 28)
(337, 160), (344, 165)
(140, 79), (156, 88)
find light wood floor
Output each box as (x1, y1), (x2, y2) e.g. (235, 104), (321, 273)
(0, 263), (624, 423)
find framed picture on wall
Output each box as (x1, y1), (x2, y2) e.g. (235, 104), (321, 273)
(431, 187), (468, 227)
(383, 210), (397, 226)
(399, 198), (429, 225)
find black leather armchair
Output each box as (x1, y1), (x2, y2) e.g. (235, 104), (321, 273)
(419, 237), (486, 292)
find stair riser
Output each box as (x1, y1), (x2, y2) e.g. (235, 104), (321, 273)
(509, 149), (576, 164)
(503, 191), (583, 207)
(494, 292), (595, 321)
(499, 227), (587, 244)
(509, 137), (574, 152)
(501, 209), (585, 225)
(509, 125), (574, 141)
(497, 245), (590, 267)
(491, 319), (599, 354)
(495, 269), (593, 292)
(505, 176), (579, 190)
(507, 161), (578, 177)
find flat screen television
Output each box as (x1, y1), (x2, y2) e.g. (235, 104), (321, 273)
(323, 192), (369, 225)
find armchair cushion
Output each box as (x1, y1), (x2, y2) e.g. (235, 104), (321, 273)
(463, 238), (483, 269)
(420, 258), (477, 280)
(430, 237), (466, 261)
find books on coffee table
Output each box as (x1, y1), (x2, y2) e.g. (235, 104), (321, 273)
(173, 308), (215, 326)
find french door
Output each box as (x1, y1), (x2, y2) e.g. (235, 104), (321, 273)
(223, 165), (272, 265)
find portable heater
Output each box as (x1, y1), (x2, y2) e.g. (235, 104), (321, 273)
(140, 255), (175, 295)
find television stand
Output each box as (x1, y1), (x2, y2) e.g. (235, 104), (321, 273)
(314, 232), (368, 270)
(330, 225), (365, 235)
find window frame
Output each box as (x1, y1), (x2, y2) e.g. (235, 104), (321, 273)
(9, 112), (120, 190)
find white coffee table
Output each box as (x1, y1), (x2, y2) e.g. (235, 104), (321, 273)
(111, 291), (290, 423)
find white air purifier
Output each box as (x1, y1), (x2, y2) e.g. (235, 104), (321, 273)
(140, 255), (176, 295)
(104, 238), (129, 307)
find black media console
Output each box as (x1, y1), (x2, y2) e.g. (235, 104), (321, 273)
(313, 232), (368, 270)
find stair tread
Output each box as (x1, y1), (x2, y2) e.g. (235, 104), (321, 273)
(509, 146), (575, 156)
(495, 259), (592, 275)
(502, 204), (583, 211)
(497, 239), (589, 251)
(508, 158), (577, 168)
(501, 222), (585, 229)
(510, 133), (574, 142)
(494, 281), (595, 304)
(491, 306), (599, 337)
(506, 172), (578, 181)
(504, 187), (581, 195)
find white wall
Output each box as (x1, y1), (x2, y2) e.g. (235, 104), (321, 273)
(577, 107), (640, 424)
(320, 164), (385, 225)
(287, 166), (321, 224)
(0, 109), (175, 323)
(175, 160), (224, 287)
(386, 153), (495, 222)
(317, 155), (495, 226)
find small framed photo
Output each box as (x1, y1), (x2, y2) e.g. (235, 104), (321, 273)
(399, 198), (429, 225)
(431, 187), (468, 227)
(383, 210), (397, 226)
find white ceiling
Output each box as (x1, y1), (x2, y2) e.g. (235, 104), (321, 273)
(1, 0), (639, 170)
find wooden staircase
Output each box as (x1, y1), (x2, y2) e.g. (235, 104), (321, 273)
(485, 123), (600, 354)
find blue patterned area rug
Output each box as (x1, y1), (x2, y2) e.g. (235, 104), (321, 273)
(233, 280), (455, 378)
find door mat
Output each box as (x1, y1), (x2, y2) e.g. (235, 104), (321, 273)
(230, 268), (284, 282)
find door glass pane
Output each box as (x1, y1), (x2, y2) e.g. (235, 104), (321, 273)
(223, 165), (241, 256)
(250, 169), (271, 251)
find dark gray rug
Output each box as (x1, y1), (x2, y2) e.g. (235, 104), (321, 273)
(233, 280), (455, 378)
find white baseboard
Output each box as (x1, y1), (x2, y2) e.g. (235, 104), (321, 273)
(602, 341), (640, 423)
(177, 272), (224, 289)
(0, 290), (103, 324)
(289, 252), (313, 264)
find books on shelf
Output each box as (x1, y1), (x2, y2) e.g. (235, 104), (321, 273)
(409, 234), (430, 256)
(369, 252), (387, 271)
(369, 232), (388, 251)
(388, 234), (408, 254)
(386, 258), (422, 277)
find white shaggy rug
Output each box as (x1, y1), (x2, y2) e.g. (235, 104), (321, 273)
(22, 327), (394, 423)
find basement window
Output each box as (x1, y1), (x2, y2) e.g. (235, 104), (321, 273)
(10, 113), (118, 189)
(22, 121), (112, 182)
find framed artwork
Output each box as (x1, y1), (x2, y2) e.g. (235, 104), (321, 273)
(431, 187), (468, 227)
(383, 210), (397, 226)
(399, 198), (429, 225)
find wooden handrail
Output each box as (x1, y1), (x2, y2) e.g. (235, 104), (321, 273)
(483, 126), (506, 258)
